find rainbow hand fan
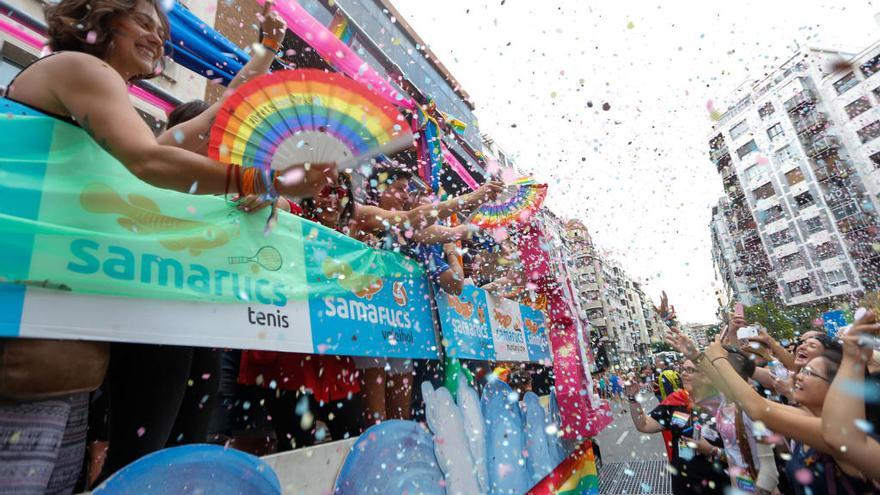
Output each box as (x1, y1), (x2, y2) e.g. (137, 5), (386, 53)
(209, 69), (413, 174)
(468, 178), (547, 228)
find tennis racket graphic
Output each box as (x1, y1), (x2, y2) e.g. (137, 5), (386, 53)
(227, 246), (283, 272)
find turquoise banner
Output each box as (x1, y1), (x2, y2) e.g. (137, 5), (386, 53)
(0, 99), (438, 358)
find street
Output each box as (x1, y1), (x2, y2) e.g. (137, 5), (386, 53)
(594, 396), (672, 495)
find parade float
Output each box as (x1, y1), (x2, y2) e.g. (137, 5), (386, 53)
(0, 1), (610, 493)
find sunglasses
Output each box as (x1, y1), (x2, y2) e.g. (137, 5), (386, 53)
(799, 366), (831, 383)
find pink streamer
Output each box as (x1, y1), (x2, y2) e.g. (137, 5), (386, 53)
(128, 84), (175, 114)
(0, 17), (174, 114)
(0, 18), (43, 50)
(440, 142), (479, 190)
(262, 0), (415, 111)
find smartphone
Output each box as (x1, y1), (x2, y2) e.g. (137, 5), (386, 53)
(734, 303), (745, 318)
(737, 326), (759, 341)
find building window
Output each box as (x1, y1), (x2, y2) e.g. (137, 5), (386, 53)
(774, 145), (794, 163)
(744, 164), (764, 182)
(767, 123), (785, 140)
(804, 216), (824, 233)
(833, 72), (859, 95)
(758, 101), (775, 119)
(844, 96), (872, 119)
(729, 120), (749, 140)
(778, 252), (804, 271)
(825, 269), (849, 287)
(857, 120), (880, 143)
(785, 167), (805, 186)
(831, 200), (860, 220)
(769, 229), (794, 247)
(815, 241), (839, 260)
(763, 204), (785, 223)
(794, 191), (815, 209)
(737, 140), (759, 159)
(870, 151), (880, 168)
(787, 277), (813, 296)
(860, 53), (880, 78)
(752, 182), (776, 200)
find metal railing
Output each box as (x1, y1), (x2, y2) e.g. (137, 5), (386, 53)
(804, 136), (839, 157)
(784, 90), (816, 112)
(793, 112), (828, 134)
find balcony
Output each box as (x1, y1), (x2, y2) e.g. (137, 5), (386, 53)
(793, 112), (828, 135)
(804, 136), (839, 158)
(784, 90), (816, 112)
(710, 146), (730, 164)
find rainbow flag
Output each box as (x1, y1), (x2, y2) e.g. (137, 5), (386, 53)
(527, 441), (599, 495)
(329, 10), (355, 45)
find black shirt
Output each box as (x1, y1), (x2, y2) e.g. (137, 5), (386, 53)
(650, 397), (729, 495)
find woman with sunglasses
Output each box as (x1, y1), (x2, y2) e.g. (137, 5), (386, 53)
(625, 356), (729, 494)
(705, 334), (876, 494)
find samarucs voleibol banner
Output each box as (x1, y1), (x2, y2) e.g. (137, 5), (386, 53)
(0, 99), (437, 359)
(436, 285), (552, 364)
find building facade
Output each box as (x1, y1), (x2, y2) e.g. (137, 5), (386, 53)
(708, 45), (880, 307)
(560, 220), (662, 370)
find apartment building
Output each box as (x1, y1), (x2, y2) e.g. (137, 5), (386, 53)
(559, 219), (663, 368)
(710, 196), (764, 306)
(708, 45), (879, 307)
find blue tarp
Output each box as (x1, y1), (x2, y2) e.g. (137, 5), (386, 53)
(166, 2), (250, 85)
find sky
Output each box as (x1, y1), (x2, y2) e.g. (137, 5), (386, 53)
(391, 0), (880, 323)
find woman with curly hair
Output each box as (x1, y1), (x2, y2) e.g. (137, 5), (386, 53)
(0, 1), (332, 492)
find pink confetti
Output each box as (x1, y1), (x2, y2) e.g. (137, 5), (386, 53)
(795, 468), (813, 485)
(85, 30), (98, 44)
(136, 427), (146, 437)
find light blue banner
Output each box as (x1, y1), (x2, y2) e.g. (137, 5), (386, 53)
(436, 284), (551, 363)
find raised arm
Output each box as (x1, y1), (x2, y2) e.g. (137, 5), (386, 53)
(412, 224), (476, 245)
(437, 243), (464, 295)
(49, 53), (331, 197)
(158, 2), (286, 150)
(705, 339), (833, 454)
(624, 380), (663, 433)
(821, 312), (880, 479)
(354, 181), (502, 235)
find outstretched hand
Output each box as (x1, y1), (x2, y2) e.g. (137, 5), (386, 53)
(474, 180), (504, 203)
(705, 332), (728, 361)
(842, 309), (880, 362)
(259, 0), (287, 45)
(653, 291), (676, 321)
(666, 326), (699, 360)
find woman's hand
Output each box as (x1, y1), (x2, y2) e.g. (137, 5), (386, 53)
(771, 375), (794, 400)
(233, 194), (274, 214)
(259, 0), (287, 45)
(705, 333), (728, 361)
(472, 180), (504, 204)
(666, 326), (700, 361)
(842, 309), (879, 363)
(278, 162), (336, 198)
(624, 378), (640, 397)
(750, 327), (775, 348)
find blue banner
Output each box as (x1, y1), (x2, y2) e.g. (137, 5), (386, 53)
(436, 285), (552, 363)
